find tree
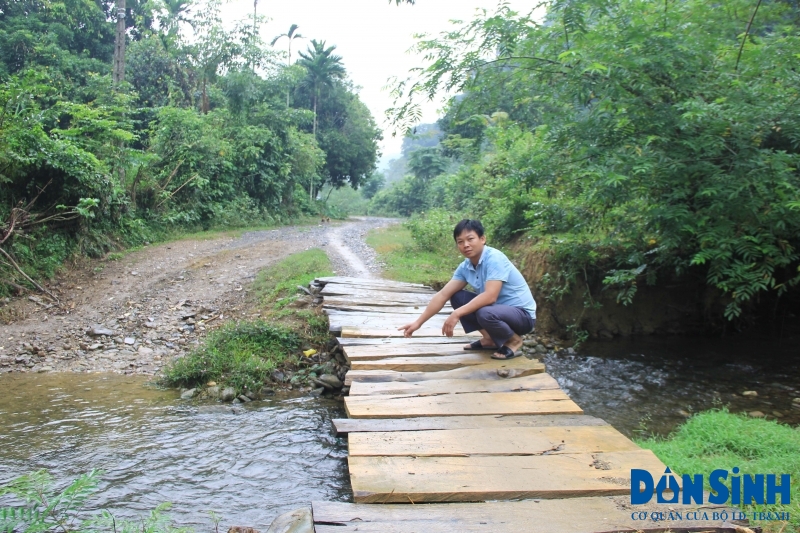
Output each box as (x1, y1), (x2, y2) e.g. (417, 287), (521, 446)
(297, 39), (347, 200)
(270, 24), (304, 65)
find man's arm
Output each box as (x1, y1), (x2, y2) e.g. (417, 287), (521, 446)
(441, 280), (502, 336)
(398, 279), (466, 337)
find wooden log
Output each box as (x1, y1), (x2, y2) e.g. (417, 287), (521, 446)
(344, 389), (581, 418)
(348, 425), (641, 457)
(348, 450), (666, 503)
(348, 372), (559, 396)
(344, 359), (545, 386)
(311, 499), (742, 533)
(348, 353), (535, 372)
(331, 414), (608, 436)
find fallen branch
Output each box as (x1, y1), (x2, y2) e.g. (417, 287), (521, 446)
(0, 248), (60, 304)
(155, 173), (199, 209)
(0, 277), (27, 293)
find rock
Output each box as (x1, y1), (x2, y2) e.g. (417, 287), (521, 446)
(181, 388), (196, 399)
(265, 507), (313, 533)
(138, 346), (154, 355)
(271, 370), (286, 383)
(37, 366), (53, 373)
(232, 398), (241, 404)
(772, 411), (784, 417)
(124, 337), (135, 345)
(523, 339), (537, 347)
(87, 327), (114, 337)
(260, 387), (275, 396)
(237, 394), (252, 403)
(144, 321), (157, 328)
(221, 387), (236, 402)
(88, 343), (103, 351)
(318, 374), (342, 389)
(309, 387), (325, 397)
(207, 381), (217, 387)
(245, 391), (258, 400)
(742, 390), (758, 397)
(748, 411), (765, 418)
(792, 397), (800, 404)
(228, 527), (259, 533)
(207, 386), (220, 398)
(677, 410), (691, 417)
(535, 344), (547, 354)
(567, 347), (576, 355)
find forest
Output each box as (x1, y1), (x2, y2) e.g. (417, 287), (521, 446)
(368, 0), (800, 329)
(0, 0), (381, 289)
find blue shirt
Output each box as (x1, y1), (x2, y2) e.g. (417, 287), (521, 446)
(452, 246), (537, 319)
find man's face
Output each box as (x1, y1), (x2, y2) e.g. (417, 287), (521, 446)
(455, 230), (486, 261)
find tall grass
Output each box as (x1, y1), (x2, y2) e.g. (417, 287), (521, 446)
(366, 225), (458, 286)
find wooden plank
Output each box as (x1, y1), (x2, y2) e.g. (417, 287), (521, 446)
(324, 297), (439, 308)
(331, 414), (608, 436)
(316, 276), (426, 288)
(311, 499), (741, 533)
(348, 352), (530, 372)
(337, 336), (473, 346)
(348, 372), (559, 396)
(348, 425), (640, 457)
(321, 283), (434, 295)
(344, 359), (545, 385)
(324, 303), (451, 315)
(343, 343), (474, 361)
(345, 389), (581, 418)
(321, 287), (434, 301)
(328, 315), (450, 328)
(341, 327), (478, 338)
(348, 449), (665, 503)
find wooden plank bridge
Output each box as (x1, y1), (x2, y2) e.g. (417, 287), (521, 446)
(295, 276), (751, 532)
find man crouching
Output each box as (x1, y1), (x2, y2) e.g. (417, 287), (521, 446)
(398, 219), (537, 359)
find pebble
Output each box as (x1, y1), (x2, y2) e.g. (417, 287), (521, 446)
(137, 346), (154, 355)
(318, 374), (342, 389)
(37, 366), (53, 373)
(221, 387), (236, 402)
(772, 411), (783, 417)
(742, 391), (758, 397)
(124, 337), (135, 345)
(237, 394), (252, 403)
(748, 411), (765, 418)
(87, 327), (114, 337)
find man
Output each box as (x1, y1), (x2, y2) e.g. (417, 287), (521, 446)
(398, 219), (537, 359)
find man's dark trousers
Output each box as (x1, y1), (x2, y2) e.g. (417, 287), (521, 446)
(450, 290), (535, 349)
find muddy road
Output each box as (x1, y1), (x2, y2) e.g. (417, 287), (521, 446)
(0, 217), (397, 376)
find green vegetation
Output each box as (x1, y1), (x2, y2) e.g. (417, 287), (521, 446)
(161, 249), (333, 393)
(366, 223), (458, 286)
(1, 470), (187, 533)
(0, 0), (379, 295)
(373, 0), (800, 327)
(637, 409), (800, 532)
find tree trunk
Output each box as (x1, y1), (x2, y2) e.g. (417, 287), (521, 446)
(113, 0), (126, 86)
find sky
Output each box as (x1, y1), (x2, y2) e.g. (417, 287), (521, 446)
(219, 0), (536, 167)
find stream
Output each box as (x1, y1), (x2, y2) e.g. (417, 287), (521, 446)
(1, 335), (798, 529)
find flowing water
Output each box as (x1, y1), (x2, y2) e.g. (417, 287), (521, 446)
(546, 334), (800, 437)
(1, 335), (798, 529)
(0, 374), (350, 529)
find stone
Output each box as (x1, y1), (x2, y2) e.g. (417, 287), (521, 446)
(318, 374), (342, 389)
(37, 366), (53, 373)
(244, 391), (258, 400)
(207, 386), (220, 398)
(88, 344), (103, 351)
(523, 339), (537, 347)
(124, 337), (135, 345)
(237, 394), (252, 403)
(221, 387), (236, 402)
(138, 346), (154, 355)
(260, 387), (275, 396)
(271, 370), (286, 383)
(87, 327), (114, 337)
(232, 398), (241, 404)
(772, 411), (784, 417)
(207, 381), (217, 387)
(742, 390), (758, 397)
(265, 507), (313, 533)
(748, 411), (765, 418)
(181, 388), (196, 400)
(567, 347), (576, 355)
(309, 387), (325, 397)
(535, 344), (547, 354)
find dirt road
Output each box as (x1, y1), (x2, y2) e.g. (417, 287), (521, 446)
(0, 218), (396, 375)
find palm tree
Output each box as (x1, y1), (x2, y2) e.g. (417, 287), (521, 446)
(270, 24), (303, 65)
(297, 39), (345, 136)
(297, 40), (345, 201)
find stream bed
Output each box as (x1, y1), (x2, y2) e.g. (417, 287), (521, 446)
(1, 334), (798, 529)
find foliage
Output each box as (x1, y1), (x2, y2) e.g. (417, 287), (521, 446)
(0, 0), (379, 294)
(366, 224), (458, 286)
(386, 0), (800, 324)
(637, 409), (800, 532)
(0, 470), (188, 533)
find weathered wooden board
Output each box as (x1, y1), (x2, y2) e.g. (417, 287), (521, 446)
(331, 414), (607, 436)
(324, 297), (440, 308)
(321, 286), (434, 301)
(345, 389), (581, 418)
(348, 425), (640, 457)
(348, 352), (533, 372)
(348, 449), (665, 503)
(328, 315), (450, 329)
(343, 343), (474, 361)
(337, 336), (473, 346)
(324, 303), (451, 315)
(348, 372), (559, 396)
(344, 359), (545, 385)
(341, 327), (478, 338)
(316, 276), (426, 288)
(312, 499), (741, 533)
(320, 283), (434, 295)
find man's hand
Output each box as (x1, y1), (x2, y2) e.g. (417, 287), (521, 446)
(442, 313), (460, 337)
(398, 320), (421, 338)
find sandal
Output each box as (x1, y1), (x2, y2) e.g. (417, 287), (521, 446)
(491, 345), (522, 360)
(464, 339), (498, 351)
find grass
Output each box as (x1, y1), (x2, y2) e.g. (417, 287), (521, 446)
(636, 408), (800, 532)
(366, 224), (459, 287)
(160, 249), (334, 394)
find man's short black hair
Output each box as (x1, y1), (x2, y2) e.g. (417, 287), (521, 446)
(453, 219), (485, 241)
